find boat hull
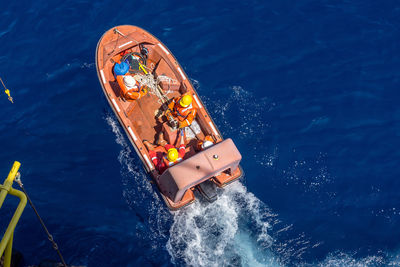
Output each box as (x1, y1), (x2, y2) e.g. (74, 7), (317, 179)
(96, 25), (243, 210)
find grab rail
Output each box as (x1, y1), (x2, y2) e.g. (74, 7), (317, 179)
(0, 161), (27, 267)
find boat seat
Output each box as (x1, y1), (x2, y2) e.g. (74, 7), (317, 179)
(162, 122), (179, 145)
(154, 58), (179, 84)
(159, 78), (180, 91)
(109, 80), (122, 98)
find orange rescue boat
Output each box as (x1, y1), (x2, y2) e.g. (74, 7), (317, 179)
(96, 25), (243, 210)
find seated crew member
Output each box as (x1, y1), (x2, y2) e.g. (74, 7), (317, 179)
(116, 75), (147, 101)
(143, 132), (186, 174)
(166, 93), (197, 128)
(196, 135), (214, 151)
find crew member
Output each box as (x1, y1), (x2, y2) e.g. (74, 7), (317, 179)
(117, 75), (147, 101)
(144, 132), (186, 174)
(166, 93), (197, 128)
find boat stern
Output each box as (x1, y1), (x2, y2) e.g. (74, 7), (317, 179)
(157, 139), (242, 209)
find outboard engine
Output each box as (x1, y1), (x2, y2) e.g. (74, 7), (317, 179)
(197, 179), (218, 202)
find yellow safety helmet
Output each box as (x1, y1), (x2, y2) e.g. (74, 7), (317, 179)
(167, 148), (179, 162)
(180, 94), (193, 107)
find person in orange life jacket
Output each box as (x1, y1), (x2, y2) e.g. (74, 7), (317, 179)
(196, 135), (214, 151)
(143, 131), (186, 174)
(116, 75), (147, 101)
(166, 93), (197, 128)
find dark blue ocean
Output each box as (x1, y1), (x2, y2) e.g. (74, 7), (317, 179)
(1, 1), (400, 266)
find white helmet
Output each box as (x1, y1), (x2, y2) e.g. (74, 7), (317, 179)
(123, 76), (137, 89)
(202, 140), (213, 149)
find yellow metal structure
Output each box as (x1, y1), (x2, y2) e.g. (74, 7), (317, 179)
(138, 62), (148, 74)
(0, 161), (27, 267)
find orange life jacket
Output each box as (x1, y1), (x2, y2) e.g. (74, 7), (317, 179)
(162, 155), (183, 167)
(168, 94), (197, 127)
(116, 75), (147, 100)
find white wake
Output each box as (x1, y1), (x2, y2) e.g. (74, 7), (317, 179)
(166, 182), (282, 267)
(106, 115), (171, 249)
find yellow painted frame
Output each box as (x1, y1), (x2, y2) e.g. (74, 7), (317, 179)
(0, 162), (27, 267)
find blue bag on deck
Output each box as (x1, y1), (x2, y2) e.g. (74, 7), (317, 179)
(113, 62), (129, 77)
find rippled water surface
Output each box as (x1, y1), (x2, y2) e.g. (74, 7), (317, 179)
(1, 1), (400, 266)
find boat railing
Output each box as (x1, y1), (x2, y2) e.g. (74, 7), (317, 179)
(0, 161), (27, 267)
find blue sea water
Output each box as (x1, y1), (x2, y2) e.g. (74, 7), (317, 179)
(1, 0), (400, 266)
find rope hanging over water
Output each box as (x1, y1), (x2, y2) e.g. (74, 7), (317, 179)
(15, 173), (68, 267)
(0, 77), (13, 103)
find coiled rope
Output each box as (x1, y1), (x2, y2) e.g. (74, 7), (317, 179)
(133, 73), (176, 104)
